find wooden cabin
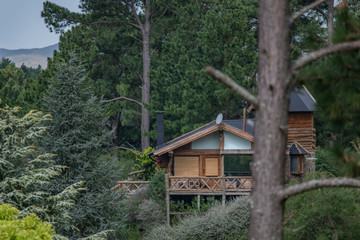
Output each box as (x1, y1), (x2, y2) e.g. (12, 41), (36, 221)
(150, 86), (317, 195)
(113, 86), (316, 224)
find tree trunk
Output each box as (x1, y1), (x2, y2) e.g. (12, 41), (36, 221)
(141, 0), (151, 151)
(249, 0), (291, 239)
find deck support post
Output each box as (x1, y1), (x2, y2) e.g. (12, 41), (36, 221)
(222, 174), (226, 206)
(197, 194), (201, 212)
(165, 174), (170, 225)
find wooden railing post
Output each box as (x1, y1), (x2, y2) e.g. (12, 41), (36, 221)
(222, 175), (226, 206)
(165, 174), (170, 225)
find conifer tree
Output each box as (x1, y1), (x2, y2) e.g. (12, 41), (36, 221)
(42, 59), (123, 239)
(0, 103), (80, 239)
(150, 0), (258, 140)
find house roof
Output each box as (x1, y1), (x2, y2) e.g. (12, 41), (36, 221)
(151, 86), (316, 156)
(152, 119), (255, 156)
(288, 142), (308, 155)
(289, 86), (316, 112)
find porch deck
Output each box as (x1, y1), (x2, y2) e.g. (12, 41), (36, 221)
(113, 175), (252, 195)
(166, 175), (252, 195)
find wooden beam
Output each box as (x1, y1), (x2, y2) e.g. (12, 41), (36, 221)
(221, 150), (254, 155)
(222, 124), (254, 142)
(174, 149), (220, 155)
(153, 125), (219, 156)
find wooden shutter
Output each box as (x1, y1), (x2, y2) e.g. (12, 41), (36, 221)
(205, 157), (219, 176)
(174, 156), (199, 176)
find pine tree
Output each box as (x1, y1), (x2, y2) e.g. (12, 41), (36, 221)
(150, 0), (258, 140)
(42, 59), (123, 239)
(0, 103), (80, 239)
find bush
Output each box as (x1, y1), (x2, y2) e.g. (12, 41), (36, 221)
(137, 199), (166, 231)
(132, 147), (156, 180)
(147, 169), (167, 207)
(145, 197), (249, 240)
(0, 204), (55, 240)
(284, 172), (360, 240)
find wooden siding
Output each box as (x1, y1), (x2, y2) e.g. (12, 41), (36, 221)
(287, 112), (316, 152)
(287, 128), (316, 152)
(288, 112), (313, 129)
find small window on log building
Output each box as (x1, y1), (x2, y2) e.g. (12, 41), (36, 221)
(290, 155), (304, 174)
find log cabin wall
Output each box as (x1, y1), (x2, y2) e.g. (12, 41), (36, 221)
(287, 112), (316, 153)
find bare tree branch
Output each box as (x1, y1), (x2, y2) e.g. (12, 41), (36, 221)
(109, 146), (141, 154)
(205, 66), (259, 107)
(316, 7), (327, 20)
(290, 0), (327, 24)
(125, 0), (144, 32)
(128, 22), (142, 30)
(292, 41), (360, 72)
(150, 0), (167, 16)
(126, 33), (143, 43)
(279, 178), (360, 200)
(102, 96), (143, 107)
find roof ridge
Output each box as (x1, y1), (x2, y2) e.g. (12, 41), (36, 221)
(160, 120), (216, 146)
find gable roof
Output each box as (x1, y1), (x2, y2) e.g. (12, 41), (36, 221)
(289, 86), (316, 112)
(288, 142), (308, 155)
(151, 86), (316, 156)
(152, 119), (255, 156)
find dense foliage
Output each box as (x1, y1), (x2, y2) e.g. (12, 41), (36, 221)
(0, 204), (55, 240)
(150, 0), (258, 139)
(0, 104), (79, 238)
(145, 197), (249, 240)
(1, 0), (359, 239)
(0, 59), (44, 115)
(41, 60), (123, 239)
(284, 173), (360, 240)
(302, 10), (360, 176)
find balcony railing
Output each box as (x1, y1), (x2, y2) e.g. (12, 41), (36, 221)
(112, 180), (149, 194)
(113, 175), (252, 195)
(166, 175), (252, 194)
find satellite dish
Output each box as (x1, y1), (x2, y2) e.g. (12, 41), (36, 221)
(216, 113), (223, 125)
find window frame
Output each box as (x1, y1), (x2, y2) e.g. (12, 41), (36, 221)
(290, 155), (305, 175)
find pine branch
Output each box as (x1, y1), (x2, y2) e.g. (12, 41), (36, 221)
(292, 41), (360, 72)
(279, 177), (360, 200)
(205, 66), (259, 107)
(290, 0), (327, 24)
(102, 96), (143, 107)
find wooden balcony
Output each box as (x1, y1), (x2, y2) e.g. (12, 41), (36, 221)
(113, 174), (252, 196)
(112, 180), (149, 195)
(166, 175), (252, 195)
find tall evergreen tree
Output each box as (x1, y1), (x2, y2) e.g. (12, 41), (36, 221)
(42, 60), (123, 239)
(150, 0), (258, 140)
(0, 104), (80, 239)
(42, 0), (171, 151)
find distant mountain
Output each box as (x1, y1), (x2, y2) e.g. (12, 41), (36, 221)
(0, 44), (59, 68)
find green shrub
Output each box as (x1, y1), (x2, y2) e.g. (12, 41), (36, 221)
(147, 168), (167, 207)
(284, 172), (360, 240)
(136, 199), (166, 231)
(0, 204), (55, 240)
(132, 147), (156, 180)
(145, 197), (249, 240)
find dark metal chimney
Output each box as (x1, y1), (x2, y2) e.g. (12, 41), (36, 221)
(156, 111), (165, 146)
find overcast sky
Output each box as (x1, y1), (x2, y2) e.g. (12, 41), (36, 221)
(0, 0), (80, 50)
